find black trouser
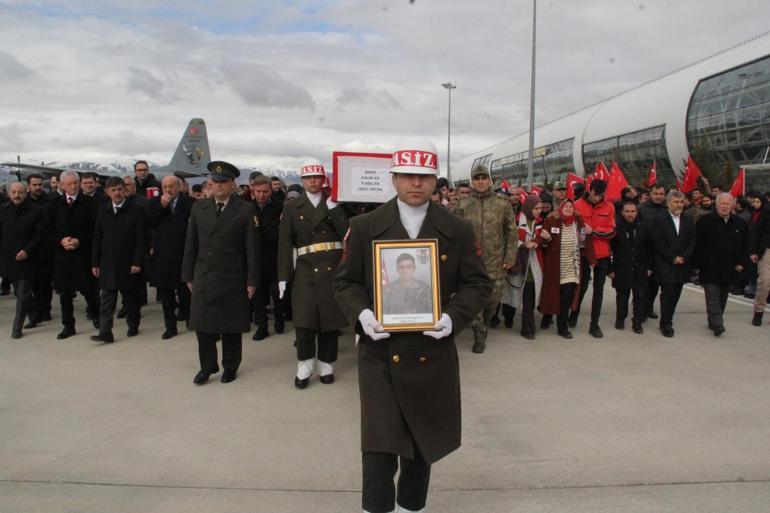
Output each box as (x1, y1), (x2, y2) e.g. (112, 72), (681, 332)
(99, 288), (141, 335)
(0, 277), (10, 293)
(647, 274), (660, 314)
(12, 278), (35, 333)
(556, 283), (577, 334)
(703, 282), (730, 329)
(296, 327), (338, 363)
(577, 256), (610, 326)
(616, 285), (646, 324)
(31, 271), (53, 320)
(59, 288), (99, 328)
(521, 281), (536, 335)
(196, 332), (242, 373)
(362, 450), (431, 513)
(157, 284), (190, 331)
(659, 283), (684, 329)
(252, 280), (282, 327)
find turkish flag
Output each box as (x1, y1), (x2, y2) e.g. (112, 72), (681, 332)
(530, 185), (543, 195)
(565, 172), (584, 200)
(594, 161), (610, 181)
(501, 178), (512, 195)
(681, 155), (703, 193)
(729, 168), (746, 198)
(647, 160), (657, 187)
(606, 162), (629, 202)
(675, 178), (683, 191)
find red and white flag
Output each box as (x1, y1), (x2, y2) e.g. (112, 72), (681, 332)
(500, 178), (512, 195)
(594, 161), (610, 182)
(729, 168), (746, 198)
(647, 160), (657, 187)
(681, 155), (703, 194)
(606, 162), (629, 202)
(565, 172), (584, 200)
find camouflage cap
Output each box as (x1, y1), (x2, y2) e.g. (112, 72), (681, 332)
(553, 181), (567, 190)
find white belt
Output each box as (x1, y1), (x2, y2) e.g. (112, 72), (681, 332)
(296, 241), (343, 256)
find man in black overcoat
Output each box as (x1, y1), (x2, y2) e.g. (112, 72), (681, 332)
(694, 192), (750, 336)
(133, 160), (161, 197)
(651, 189), (696, 337)
(334, 137), (492, 513)
(609, 201), (651, 334)
(181, 161), (259, 385)
(148, 175), (195, 339)
(639, 183), (668, 319)
(90, 177), (147, 343)
(25, 173), (54, 326)
(248, 174), (283, 340)
(49, 170), (99, 339)
(0, 182), (46, 338)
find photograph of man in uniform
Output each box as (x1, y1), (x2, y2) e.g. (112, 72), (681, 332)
(381, 251), (432, 318)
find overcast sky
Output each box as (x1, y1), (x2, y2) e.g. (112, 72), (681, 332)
(0, 0), (768, 174)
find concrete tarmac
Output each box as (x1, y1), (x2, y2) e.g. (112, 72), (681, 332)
(1, 284), (769, 512)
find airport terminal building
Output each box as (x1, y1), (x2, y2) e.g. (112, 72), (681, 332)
(455, 32), (770, 190)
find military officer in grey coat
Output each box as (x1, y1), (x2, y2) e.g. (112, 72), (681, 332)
(334, 137), (492, 513)
(277, 158), (350, 389)
(181, 161), (259, 385)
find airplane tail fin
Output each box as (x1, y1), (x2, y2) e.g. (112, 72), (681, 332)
(167, 118), (211, 176)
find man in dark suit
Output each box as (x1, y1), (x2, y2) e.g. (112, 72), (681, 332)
(181, 161), (259, 385)
(651, 190), (696, 337)
(148, 175), (195, 339)
(133, 160), (161, 197)
(694, 193), (750, 336)
(90, 177), (147, 343)
(334, 137), (492, 513)
(278, 159), (350, 388)
(49, 170), (99, 339)
(0, 182), (46, 338)
(248, 174), (283, 340)
(80, 172), (109, 205)
(25, 173), (54, 326)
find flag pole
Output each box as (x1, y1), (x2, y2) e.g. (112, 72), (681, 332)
(525, 0), (537, 190)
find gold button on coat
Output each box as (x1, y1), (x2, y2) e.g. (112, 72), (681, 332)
(419, 356), (427, 363)
(392, 354), (400, 363)
(314, 268), (319, 272)
(440, 254), (448, 262)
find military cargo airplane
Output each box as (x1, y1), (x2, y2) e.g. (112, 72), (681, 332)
(1, 118), (211, 182)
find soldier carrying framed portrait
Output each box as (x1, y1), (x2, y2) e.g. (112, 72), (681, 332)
(372, 238), (441, 331)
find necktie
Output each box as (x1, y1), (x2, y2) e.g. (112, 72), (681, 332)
(67, 196), (73, 207)
(216, 202), (224, 217)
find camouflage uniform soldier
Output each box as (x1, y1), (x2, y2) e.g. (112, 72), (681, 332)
(453, 166), (518, 353)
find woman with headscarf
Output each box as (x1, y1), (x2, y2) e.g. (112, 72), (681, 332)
(534, 199), (596, 338)
(502, 194), (545, 338)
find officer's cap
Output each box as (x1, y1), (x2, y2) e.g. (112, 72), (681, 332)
(207, 161), (240, 182)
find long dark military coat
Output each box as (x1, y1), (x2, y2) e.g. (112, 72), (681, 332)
(333, 198), (492, 464)
(49, 193), (96, 292)
(147, 194), (195, 289)
(181, 196), (259, 334)
(0, 199), (45, 280)
(278, 193), (349, 332)
(92, 200), (147, 291)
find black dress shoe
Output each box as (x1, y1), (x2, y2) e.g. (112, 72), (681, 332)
(126, 327), (139, 337)
(752, 312), (763, 326)
(161, 329), (177, 340)
(589, 325), (603, 338)
(11, 330), (22, 339)
(294, 376), (310, 389)
(520, 331), (535, 340)
(320, 374), (334, 384)
(252, 326), (268, 341)
(660, 327), (675, 338)
(116, 306), (126, 319)
(632, 322), (643, 334)
(221, 370), (237, 383)
(647, 310), (658, 319)
(90, 333), (115, 343)
(558, 330), (573, 339)
(193, 371), (210, 385)
(712, 325), (725, 337)
(615, 319), (625, 330)
(57, 327), (76, 339)
(274, 320), (285, 334)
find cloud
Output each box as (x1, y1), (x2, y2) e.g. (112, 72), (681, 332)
(126, 67), (179, 102)
(218, 61), (315, 110)
(337, 87), (400, 110)
(0, 51), (37, 81)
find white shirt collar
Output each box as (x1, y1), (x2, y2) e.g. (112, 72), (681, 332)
(306, 190), (323, 208)
(397, 198), (429, 239)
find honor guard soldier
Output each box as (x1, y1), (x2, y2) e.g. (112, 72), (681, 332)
(277, 158), (350, 389)
(452, 164), (518, 353)
(181, 161), (259, 384)
(334, 137), (492, 513)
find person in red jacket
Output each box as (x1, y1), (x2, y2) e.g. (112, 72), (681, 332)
(573, 179), (616, 338)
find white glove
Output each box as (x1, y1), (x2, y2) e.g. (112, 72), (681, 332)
(358, 309), (390, 341)
(278, 281), (287, 299)
(423, 313), (452, 339)
(326, 197), (338, 210)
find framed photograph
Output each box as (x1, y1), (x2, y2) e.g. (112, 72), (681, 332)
(373, 239), (441, 332)
(331, 151), (395, 203)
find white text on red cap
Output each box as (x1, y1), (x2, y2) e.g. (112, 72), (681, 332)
(392, 150), (438, 170)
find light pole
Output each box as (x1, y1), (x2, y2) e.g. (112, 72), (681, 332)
(442, 82), (456, 185)
(525, 0), (537, 189)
